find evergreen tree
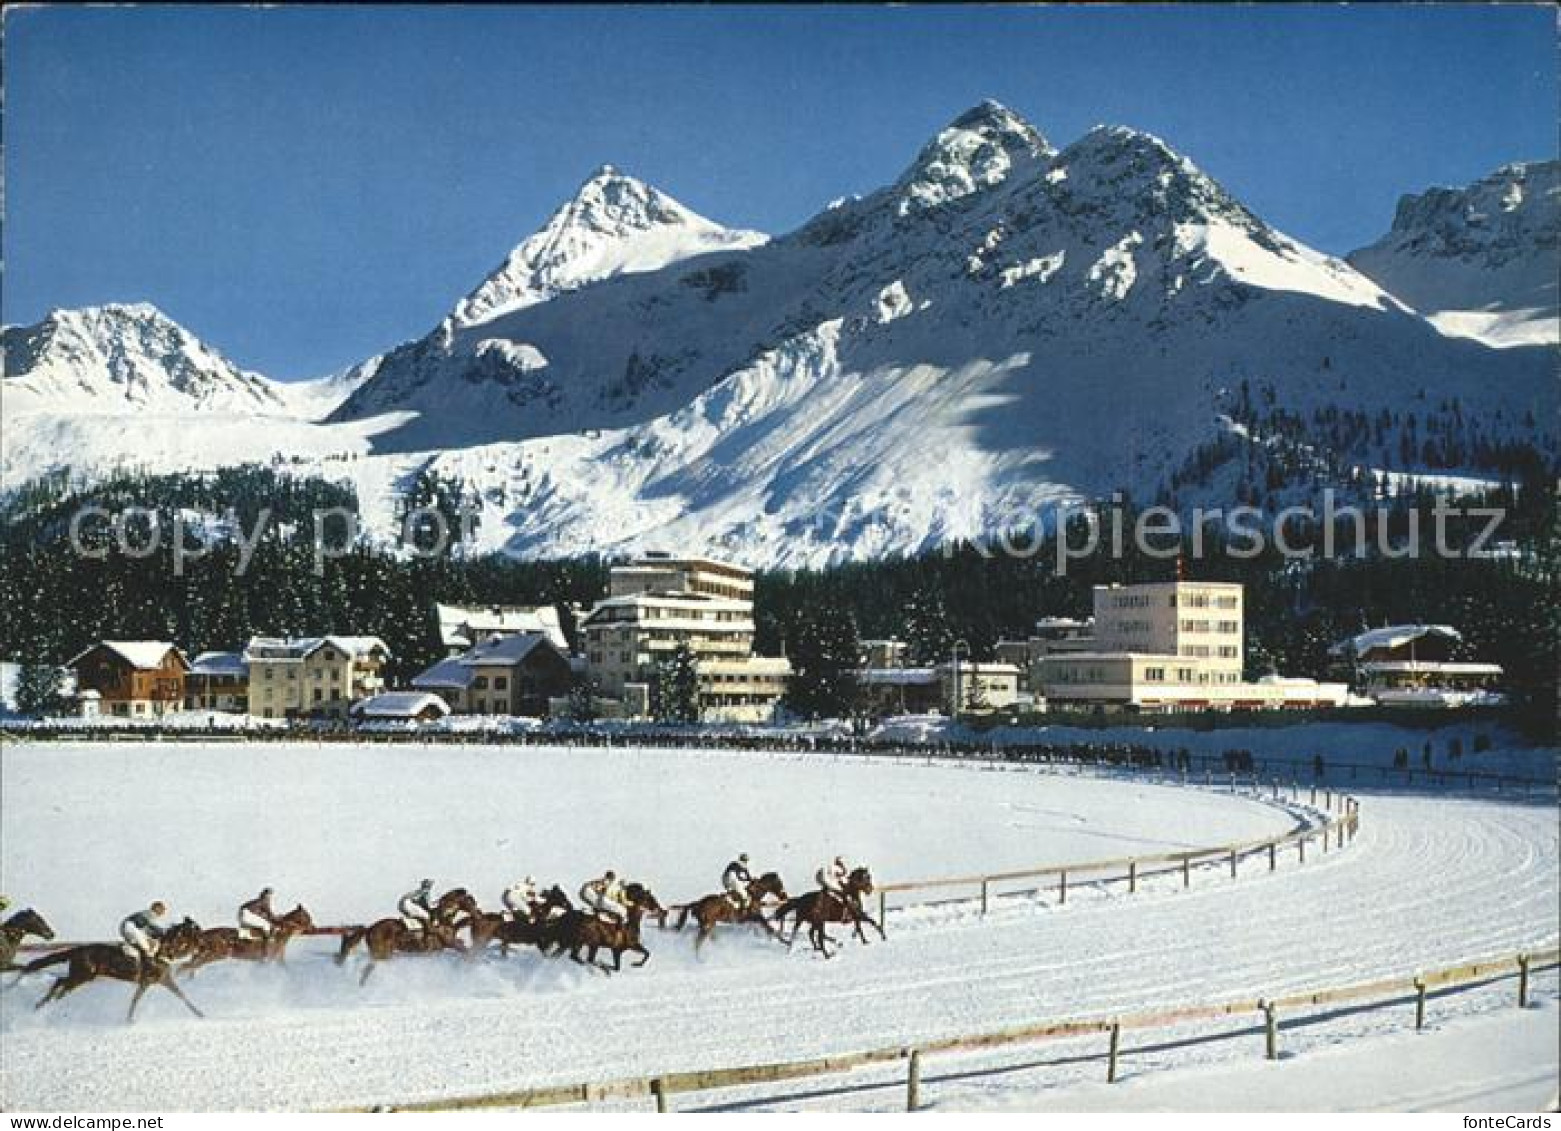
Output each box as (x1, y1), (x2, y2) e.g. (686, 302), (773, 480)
(14, 662), (65, 718)
(783, 601), (862, 720)
(653, 643), (700, 724)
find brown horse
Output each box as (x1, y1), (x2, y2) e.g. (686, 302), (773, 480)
(183, 905), (315, 974)
(671, 872), (789, 952)
(0, 908), (56, 970)
(772, 867), (884, 958)
(335, 913), (466, 986)
(551, 883), (664, 972)
(20, 918), (205, 1022)
(471, 886), (575, 957)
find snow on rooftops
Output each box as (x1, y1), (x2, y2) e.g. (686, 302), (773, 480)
(350, 691), (450, 719)
(189, 651), (247, 677)
(411, 657), (471, 691)
(66, 641), (185, 670)
(244, 635), (391, 662)
(860, 668), (940, 685)
(435, 602), (568, 651)
(458, 633), (559, 665)
(1330, 625), (1462, 657)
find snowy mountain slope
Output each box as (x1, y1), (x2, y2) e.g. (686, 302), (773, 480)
(1, 303), (293, 416)
(315, 104), (1552, 562)
(446, 165), (767, 331)
(1348, 160), (1560, 347)
(4, 104), (1556, 566)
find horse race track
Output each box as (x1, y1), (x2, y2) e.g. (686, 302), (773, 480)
(2, 740), (1556, 1110)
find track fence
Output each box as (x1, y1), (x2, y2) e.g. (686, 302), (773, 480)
(340, 947), (1557, 1112)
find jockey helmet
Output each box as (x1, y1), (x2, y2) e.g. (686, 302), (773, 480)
(150, 900), (167, 915)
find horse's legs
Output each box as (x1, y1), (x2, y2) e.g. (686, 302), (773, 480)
(159, 972), (204, 1019)
(126, 981), (151, 1023)
(35, 975), (73, 1009)
(358, 961), (376, 987)
(631, 944), (650, 968)
(674, 907), (689, 931)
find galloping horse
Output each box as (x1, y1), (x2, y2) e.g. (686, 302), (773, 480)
(335, 903), (467, 986)
(0, 908), (56, 970)
(184, 905), (315, 974)
(771, 867), (884, 958)
(20, 918), (205, 1022)
(478, 886), (575, 957)
(553, 883), (665, 972)
(671, 872), (789, 952)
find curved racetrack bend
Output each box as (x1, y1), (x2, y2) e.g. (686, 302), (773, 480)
(1, 752), (1555, 1111)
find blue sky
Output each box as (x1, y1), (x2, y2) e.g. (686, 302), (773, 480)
(5, 5), (1555, 379)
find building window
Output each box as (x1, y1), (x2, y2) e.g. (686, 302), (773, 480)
(494, 676), (509, 690)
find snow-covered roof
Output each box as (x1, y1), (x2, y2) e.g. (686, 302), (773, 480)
(459, 633), (561, 666)
(1035, 616), (1093, 631)
(411, 657), (472, 690)
(244, 635), (391, 662)
(1330, 625), (1462, 657)
(351, 691), (450, 719)
(435, 603), (569, 651)
(66, 640), (186, 671)
(860, 667), (939, 686)
(189, 651), (247, 677)
(412, 633), (567, 690)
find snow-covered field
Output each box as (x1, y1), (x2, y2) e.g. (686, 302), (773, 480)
(1, 740), (1555, 1111)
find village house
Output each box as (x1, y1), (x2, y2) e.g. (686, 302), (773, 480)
(1329, 625), (1504, 708)
(243, 635), (390, 720)
(184, 651), (249, 713)
(411, 633), (574, 717)
(858, 660), (1025, 718)
(996, 616), (1095, 693)
(67, 641), (189, 718)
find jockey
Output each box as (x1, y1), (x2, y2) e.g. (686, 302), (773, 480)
(120, 901), (168, 972)
(722, 854), (753, 909)
(502, 876), (540, 920)
(398, 879), (436, 931)
(816, 855), (849, 897)
(580, 870), (626, 924)
(238, 887), (278, 940)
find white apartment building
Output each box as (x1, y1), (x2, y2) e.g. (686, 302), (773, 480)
(1041, 582), (1348, 711)
(606, 552), (755, 602)
(582, 553), (788, 723)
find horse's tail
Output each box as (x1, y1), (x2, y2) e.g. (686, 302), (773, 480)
(335, 927), (365, 965)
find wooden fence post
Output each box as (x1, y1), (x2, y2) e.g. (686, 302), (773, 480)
(1324, 789), (1333, 811)
(906, 1049), (922, 1111)
(1268, 843), (1277, 872)
(1298, 836), (1306, 864)
(1518, 955), (1530, 1008)
(1107, 1022), (1122, 1083)
(651, 1077), (667, 1113)
(1059, 870), (1067, 905)
(1182, 855), (1191, 888)
(1263, 1001), (1278, 1060)
(1310, 785), (1317, 805)
(980, 878), (989, 916)
(1128, 861), (1137, 894)
(1229, 850), (1238, 879)
(1414, 979), (1426, 1030)
(1321, 826), (1330, 854)
(879, 890), (887, 933)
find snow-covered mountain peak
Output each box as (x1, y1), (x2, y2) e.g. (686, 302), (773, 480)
(448, 167), (767, 329)
(1051, 125), (1255, 230)
(894, 100), (1053, 215)
(2, 302), (290, 415)
(1348, 159), (1559, 347)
